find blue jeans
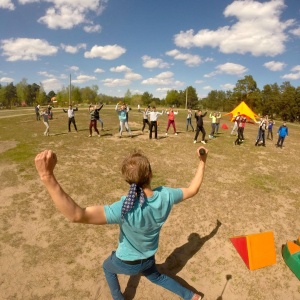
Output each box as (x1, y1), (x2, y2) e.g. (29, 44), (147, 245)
(103, 251), (194, 300)
(186, 118), (194, 131)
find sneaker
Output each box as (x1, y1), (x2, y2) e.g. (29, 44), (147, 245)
(193, 140), (197, 144)
(165, 132), (168, 136)
(209, 135), (212, 139)
(201, 140), (206, 144)
(98, 134), (100, 137)
(89, 135), (92, 137)
(175, 133), (178, 135)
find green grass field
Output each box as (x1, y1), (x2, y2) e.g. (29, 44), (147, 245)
(0, 106), (299, 300)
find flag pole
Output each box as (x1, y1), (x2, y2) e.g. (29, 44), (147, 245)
(185, 88), (188, 109)
(69, 74), (71, 105)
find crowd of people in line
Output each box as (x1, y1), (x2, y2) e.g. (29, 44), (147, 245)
(34, 103), (289, 148)
(231, 111), (289, 148)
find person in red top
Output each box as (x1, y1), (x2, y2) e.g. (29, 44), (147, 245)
(165, 107), (178, 136)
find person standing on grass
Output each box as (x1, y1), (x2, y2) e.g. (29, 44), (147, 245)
(148, 106), (163, 139)
(215, 112), (222, 135)
(47, 104), (53, 120)
(115, 103), (132, 138)
(186, 108), (194, 132)
(40, 108), (50, 136)
(234, 115), (246, 145)
(165, 107), (178, 136)
(276, 122), (288, 148)
(141, 107), (150, 133)
(63, 104), (78, 132)
(267, 119), (275, 140)
(35, 104), (40, 121)
(194, 110), (207, 144)
(231, 112), (240, 135)
(209, 112), (217, 139)
(255, 116), (267, 146)
(94, 103), (104, 131)
(34, 148), (207, 300)
(88, 105), (100, 137)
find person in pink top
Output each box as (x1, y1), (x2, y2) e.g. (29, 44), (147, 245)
(234, 115), (247, 145)
(165, 107), (178, 136)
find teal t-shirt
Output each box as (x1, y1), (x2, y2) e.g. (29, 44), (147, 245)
(104, 186), (183, 260)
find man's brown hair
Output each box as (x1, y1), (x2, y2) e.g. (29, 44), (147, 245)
(121, 151), (152, 187)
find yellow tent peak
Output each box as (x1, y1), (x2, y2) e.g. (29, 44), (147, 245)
(224, 101), (259, 122)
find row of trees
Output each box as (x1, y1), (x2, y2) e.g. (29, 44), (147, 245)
(0, 76), (299, 122)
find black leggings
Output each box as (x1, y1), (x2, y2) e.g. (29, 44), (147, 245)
(194, 126), (206, 141)
(149, 121), (158, 139)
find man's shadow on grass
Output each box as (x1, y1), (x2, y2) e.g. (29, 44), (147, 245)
(123, 220), (222, 300)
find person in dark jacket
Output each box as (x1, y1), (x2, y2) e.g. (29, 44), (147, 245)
(94, 103), (104, 130)
(88, 105), (100, 137)
(194, 110), (207, 144)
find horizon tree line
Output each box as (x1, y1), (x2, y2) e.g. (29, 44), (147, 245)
(0, 75), (299, 122)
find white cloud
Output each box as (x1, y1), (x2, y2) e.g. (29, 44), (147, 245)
(18, 0), (40, 3)
(61, 43), (86, 54)
(142, 71), (184, 88)
(0, 77), (14, 83)
(83, 24), (102, 33)
(281, 65), (300, 80)
(124, 72), (142, 81)
(84, 45), (126, 60)
(42, 78), (63, 93)
(1, 38), (58, 61)
(221, 83), (235, 90)
(289, 27), (300, 37)
(203, 86), (213, 91)
(195, 80), (204, 84)
(94, 68), (104, 73)
(0, 0), (15, 10)
(131, 89), (143, 95)
(38, 71), (55, 78)
(38, 6), (86, 29)
(72, 74), (97, 83)
(110, 65), (131, 73)
(165, 49), (202, 67)
(142, 55), (169, 68)
(204, 62), (248, 78)
(69, 66), (79, 71)
(102, 78), (131, 87)
(263, 61), (286, 71)
(174, 0), (293, 57)
(35, 0), (108, 30)
(156, 87), (171, 93)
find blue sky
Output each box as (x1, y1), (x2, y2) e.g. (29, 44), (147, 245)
(0, 0), (300, 99)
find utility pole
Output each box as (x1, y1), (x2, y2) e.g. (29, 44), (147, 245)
(69, 74), (71, 105)
(185, 88), (188, 109)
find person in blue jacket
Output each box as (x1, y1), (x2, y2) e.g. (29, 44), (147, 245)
(276, 122), (288, 148)
(34, 148), (208, 300)
(115, 103), (132, 138)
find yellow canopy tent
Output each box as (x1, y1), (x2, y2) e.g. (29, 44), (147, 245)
(224, 101), (259, 123)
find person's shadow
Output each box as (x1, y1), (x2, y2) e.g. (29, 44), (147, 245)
(123, 220), (222, 299)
